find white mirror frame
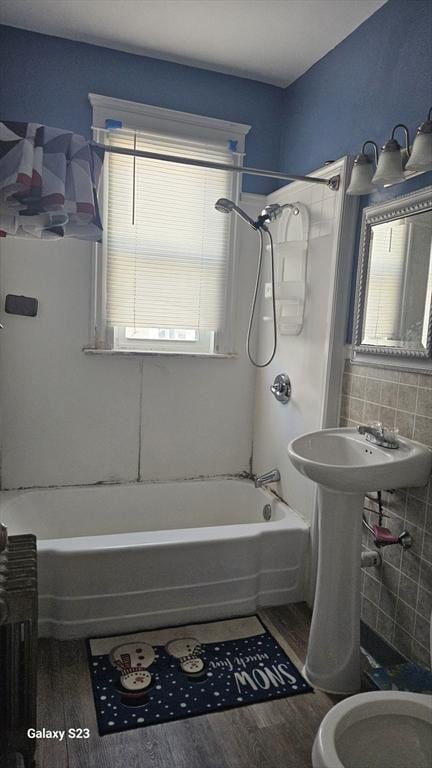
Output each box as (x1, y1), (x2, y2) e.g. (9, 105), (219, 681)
(353, 185), (432, 361)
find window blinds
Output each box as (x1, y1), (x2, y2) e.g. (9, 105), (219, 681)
(363, 222), (407, 341)
(104, 129), (235, 330)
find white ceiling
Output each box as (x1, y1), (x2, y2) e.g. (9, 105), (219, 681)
(0, 0), (387, 87)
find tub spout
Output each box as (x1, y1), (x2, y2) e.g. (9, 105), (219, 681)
(254, 469), (280, 488)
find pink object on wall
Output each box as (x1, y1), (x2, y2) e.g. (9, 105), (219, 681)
(372, 523), (400, 546)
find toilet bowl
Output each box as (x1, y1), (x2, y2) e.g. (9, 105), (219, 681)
(312, 690), (432, 768)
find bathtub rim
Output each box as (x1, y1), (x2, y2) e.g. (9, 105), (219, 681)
(0, 476), (309, 554)
(38, 515), (307, 554)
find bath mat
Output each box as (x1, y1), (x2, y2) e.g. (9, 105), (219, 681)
(87, 615), (312, 734)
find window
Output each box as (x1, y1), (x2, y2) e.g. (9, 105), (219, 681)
(90, 95), (250, 355)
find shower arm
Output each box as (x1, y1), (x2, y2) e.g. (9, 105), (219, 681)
(91, 140), (340, 191)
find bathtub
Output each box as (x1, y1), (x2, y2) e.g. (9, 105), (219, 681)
(0, 478), (309, 639)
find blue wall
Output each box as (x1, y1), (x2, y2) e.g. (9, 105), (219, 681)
(1, 1), (430, 198)
(1, 0), (431, 334)
(279, 0), (432, 338)
(0, 25), (284, 195)
(281, 0), (431, 178)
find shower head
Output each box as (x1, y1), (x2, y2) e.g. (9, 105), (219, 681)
(215, 198), (300, 232)
(214, 198), (258, 230)
(214, 198), (235, 213)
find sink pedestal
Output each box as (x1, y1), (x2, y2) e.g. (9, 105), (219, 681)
(303, 488), (364, 695)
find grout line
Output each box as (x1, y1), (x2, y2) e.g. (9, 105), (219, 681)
(420, 540), (432, 567)
(347, 364), (432, 386)
(377, 578), (383, 627)
(389, 607), (396, 647)
(346, 397), (432, 419)
(413, 384), (420, 438)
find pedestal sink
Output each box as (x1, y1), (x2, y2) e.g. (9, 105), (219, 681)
(287, 427), (432, 695)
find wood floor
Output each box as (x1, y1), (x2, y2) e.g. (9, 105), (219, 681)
(35, 603), (341, 768)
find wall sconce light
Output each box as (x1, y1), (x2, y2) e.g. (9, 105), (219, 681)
(405, 107), (432, 172)
(346, 140), (378, 195)
(346, 109), (431, 196)
(372, 124), (410, 187)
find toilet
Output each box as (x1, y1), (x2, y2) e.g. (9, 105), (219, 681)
(312, 613), (432, 768)
(312, 690), (432, 768)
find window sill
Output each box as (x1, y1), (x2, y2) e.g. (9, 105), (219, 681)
(83, 347), (239, 359)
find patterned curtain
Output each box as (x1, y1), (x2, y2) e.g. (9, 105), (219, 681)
(0, 121), (103, 241)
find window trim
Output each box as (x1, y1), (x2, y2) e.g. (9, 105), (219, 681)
(89, 93), (250, 149)
(89, 94), (250, 356)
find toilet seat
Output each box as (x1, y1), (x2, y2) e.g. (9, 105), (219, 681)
(312, 691), (432, 768)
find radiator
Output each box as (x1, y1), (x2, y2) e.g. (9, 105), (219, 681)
(0, 525), (38, 768)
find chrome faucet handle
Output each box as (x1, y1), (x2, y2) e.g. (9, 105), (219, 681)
(270, 373), (291, 404)
(358, 420), (383, 435)
(382, 425), (399, 445)
(357, 422), (399, 449)
(370, 421), (384, 435)
(374, 421), (399, 444)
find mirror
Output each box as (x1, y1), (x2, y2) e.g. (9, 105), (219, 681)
(353, 186), (432, 360)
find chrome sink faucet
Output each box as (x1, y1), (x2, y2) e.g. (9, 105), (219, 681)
(254, 468), (281, 487)
(357, 422), (399, 449)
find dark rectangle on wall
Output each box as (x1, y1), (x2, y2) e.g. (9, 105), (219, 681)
(5, 295), (38, 317)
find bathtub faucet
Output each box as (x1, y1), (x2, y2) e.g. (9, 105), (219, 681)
(254, 468), (281, 488)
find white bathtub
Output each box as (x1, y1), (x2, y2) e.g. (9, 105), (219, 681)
(1, 478), (309, 639)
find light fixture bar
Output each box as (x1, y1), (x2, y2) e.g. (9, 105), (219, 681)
(91, 140), (340, 190)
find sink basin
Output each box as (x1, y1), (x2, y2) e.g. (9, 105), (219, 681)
(288, 427), (432, 492)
